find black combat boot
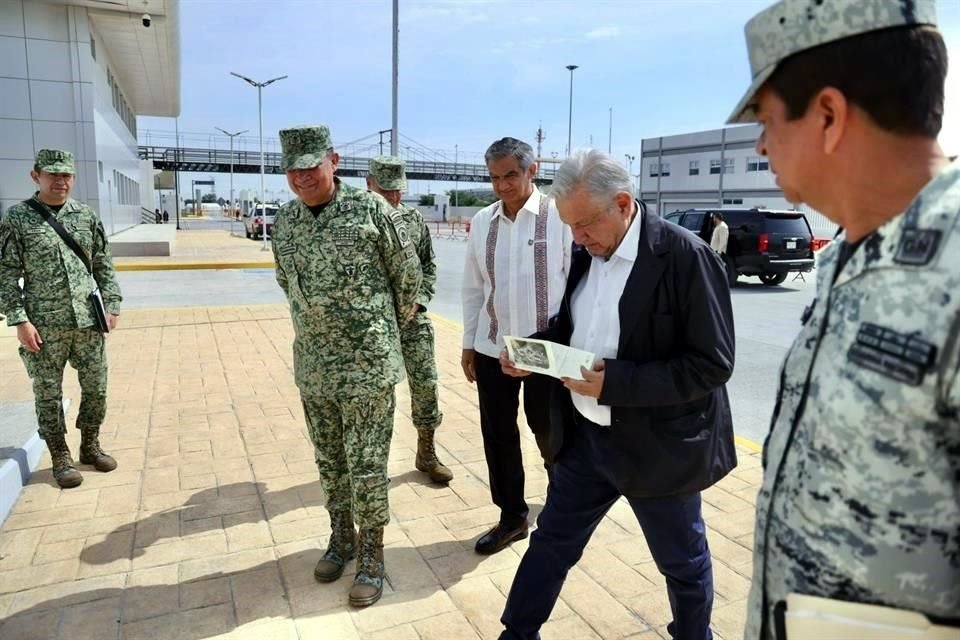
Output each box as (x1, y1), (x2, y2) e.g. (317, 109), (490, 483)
(47, 432), (83, 488)
(415, 428), (453, 484)
(349, 527), (385, 607)
(314, 511), (357, 582)
(79, 425), (117, 472)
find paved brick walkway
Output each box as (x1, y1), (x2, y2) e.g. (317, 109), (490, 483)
(0, 305), (759, 639)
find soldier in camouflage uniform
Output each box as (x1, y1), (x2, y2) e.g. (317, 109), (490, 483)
(0, 149), (122, 489)
(727, 1), (959, 636)
(272, 126), (421, 608)
(366, 155), (453, 485)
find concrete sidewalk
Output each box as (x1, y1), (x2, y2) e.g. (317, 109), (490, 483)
(0, 306), (760, 640)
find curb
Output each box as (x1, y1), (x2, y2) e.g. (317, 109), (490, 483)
(0, 433), (45, 525)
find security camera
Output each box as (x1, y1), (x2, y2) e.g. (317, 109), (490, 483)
(141, 13), (151, 28)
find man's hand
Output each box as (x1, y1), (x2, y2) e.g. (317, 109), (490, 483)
(107, 314), (119, 331)
(499, 348), (530, 378)
(17, 322), (42, 353)
(406, 303), (421, 323)
(461, 348), (477, 383)
(562, 359), (605, 398)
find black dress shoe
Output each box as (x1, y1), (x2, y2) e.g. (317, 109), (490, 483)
(475, 521), (528, 555)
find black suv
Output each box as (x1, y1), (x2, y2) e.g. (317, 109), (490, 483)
(664, 207), (815, 286)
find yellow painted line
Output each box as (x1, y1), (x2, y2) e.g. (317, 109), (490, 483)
(735, 435), (764, 453)
(115, 261), (275, 272)
(428, 310), (766, 454)
(427, 312), (463, 330)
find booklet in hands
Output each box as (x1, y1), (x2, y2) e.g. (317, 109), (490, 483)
(504, 336), (597, 381)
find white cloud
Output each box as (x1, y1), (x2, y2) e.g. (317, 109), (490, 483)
(585, 26), (621, 40)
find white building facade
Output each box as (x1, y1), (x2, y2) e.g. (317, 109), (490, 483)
(0, 0), (179, 234)
(639, 125), (837, 237)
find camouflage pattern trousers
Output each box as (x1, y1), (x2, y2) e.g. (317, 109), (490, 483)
(302, 387), (396, 529)
(400, 312), (442, 431)
(18, 327), (107, 440)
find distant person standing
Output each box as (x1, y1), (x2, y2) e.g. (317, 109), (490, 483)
(709, 212), (728, 255)
(154, 208), (162, 224)
(0, 149), (122, 489)
(162, 210), (169, 224)
(366, 155), (453, 484)
(272, 125), (421, 607)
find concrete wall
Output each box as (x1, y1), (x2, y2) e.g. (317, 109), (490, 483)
(0, 1), (141, 234)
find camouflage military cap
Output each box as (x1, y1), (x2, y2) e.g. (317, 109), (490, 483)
(368, 156), (407, 191)
(35, 149), (75, 174)
(728, 0), (937, 124)
(279, 125), (333, 171)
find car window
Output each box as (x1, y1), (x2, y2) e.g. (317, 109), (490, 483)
(681, 213), (704, 232)
(764, 215), (810, 235)
(724, 211), (753, 228)
(665, 212), (683, 225)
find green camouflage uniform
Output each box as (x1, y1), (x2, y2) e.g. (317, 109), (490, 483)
(368, 155), (443, 431)
(273, 130), (421, 529)
(0, 151), (122, 442)
(727, 2), (960, 637)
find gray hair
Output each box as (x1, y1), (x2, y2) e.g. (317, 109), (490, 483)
(551, 149), (634, 206)
(484, 137), (536, 171)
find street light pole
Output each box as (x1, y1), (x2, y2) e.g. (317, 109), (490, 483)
(231, 71), (287, 251)
(608, 107), (613, 154)
(216, 127), (247, 237)
(391, 0), (399, 156)
(565, 64), (578, 157)
(454, 144), (459, 209)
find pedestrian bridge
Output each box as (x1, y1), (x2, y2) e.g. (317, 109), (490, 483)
(138, 145), (557, 185)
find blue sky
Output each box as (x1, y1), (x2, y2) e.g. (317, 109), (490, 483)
(141, 0), (960, 199)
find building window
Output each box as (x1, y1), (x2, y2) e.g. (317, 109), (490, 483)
(709, 159), (722, 175)
(722, 198), (744, 205)
(689, 160), (699, 176)
(746, 156), (770, 172)
(649, 162), (670, 177)
(90, 35), (96, 60)
(723, 158), (735, 174)
(98, 161), (103, 182)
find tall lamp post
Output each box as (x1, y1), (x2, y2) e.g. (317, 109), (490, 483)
(230, 71), (288, 251)
(625, 153), (635, 177)
(565, 64), (579, 157)
(215, 127), (247, 236)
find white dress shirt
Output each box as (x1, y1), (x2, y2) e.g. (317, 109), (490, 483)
(569, 207), (643, 425)
(462, 188), (573, 359)
(710, 221), (729, 254)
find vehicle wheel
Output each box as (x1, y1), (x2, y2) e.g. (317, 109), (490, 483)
(760, 272), (788, 286)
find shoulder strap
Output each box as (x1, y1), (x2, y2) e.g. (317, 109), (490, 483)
(23, 199), (93, 274)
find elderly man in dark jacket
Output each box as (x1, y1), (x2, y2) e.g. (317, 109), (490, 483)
(498, 149), (737, 640)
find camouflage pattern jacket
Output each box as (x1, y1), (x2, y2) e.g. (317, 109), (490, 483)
(272, 182), (422, 394)
(0, 196), (122, 328)
(746, 161), (960, 638)
(397, 203), (436, 309)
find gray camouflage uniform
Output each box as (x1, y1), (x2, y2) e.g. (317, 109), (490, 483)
(726, 1), (959, 636)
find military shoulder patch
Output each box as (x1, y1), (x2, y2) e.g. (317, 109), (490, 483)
(387, 209), (411, 248)
(894, 229), (941, 266)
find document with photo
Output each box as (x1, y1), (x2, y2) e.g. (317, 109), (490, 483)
(504, 336), (597, 381)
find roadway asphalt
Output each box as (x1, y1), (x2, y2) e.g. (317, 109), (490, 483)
(115, 235), (815, 446)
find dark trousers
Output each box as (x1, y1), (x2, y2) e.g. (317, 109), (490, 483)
(474, 352), (554, 527)
(500, 417), (714, 640)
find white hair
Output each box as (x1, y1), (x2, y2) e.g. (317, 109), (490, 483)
(551, 149), (634, 207)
